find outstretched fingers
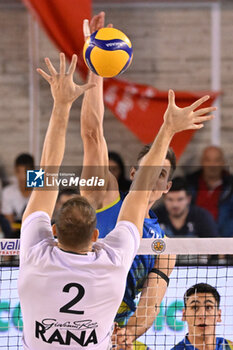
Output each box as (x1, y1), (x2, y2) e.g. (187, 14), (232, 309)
(96, 11), (105, 30)
(168, 89), (175, 106)
(45, 57), (57, 76)
(36, 68), (51, 83)
(189, 95), (210, 111)
(188, 114), (215, 130)
(84, 13), (112, 40)
(89, 14), (99, 33)
(194, 106), (217, 116)
(67, 54), (78, 75)
(83, 19), (91, 41)
(90, 11), (105, 33)
(39, 53), (78, 79)
(193, 114), (215, 124)
(60, 52), (66, 75)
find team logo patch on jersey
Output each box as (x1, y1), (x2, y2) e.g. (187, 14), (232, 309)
(151, 239), (166, 254)
(27, 169), (45, 188)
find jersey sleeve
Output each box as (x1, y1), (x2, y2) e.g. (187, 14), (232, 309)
(20, 211), (53, 259)
(99, 220), (140, 270)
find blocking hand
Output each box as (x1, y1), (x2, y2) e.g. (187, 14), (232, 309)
(164, 90), (217, 135)
(37, 53), (95, 105)
(83, 11), (113, 41)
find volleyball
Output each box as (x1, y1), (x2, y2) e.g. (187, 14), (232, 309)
(83, 27), (133, 78)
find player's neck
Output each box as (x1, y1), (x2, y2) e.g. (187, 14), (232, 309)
(57, 242), (93, 255)
(188, 334), (216, 350)
(145, 203), (152, 218)
(169, 207), (189, 229)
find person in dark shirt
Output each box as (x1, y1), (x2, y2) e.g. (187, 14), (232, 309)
(186, 146), (233, 237)
(2, 153), (34, 237)
(0, 213), (14, 264)
(155, 177), (218, 237)
(0, 213), (12, 238)
(108, 151), (131, 193)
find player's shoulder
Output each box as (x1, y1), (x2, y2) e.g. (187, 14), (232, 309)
(101, 220), (140, 252)
(133, 341), (151, 350)
(170, 344), (185, 350)
(170, 338), (188, 350)
(226, 339), (233, 348)
(22, 210), (51, 230)
(96, 194), (122, 214)
(143, 210), (165, 238)
(216, 337), (233, 349)
(112, 220), (140, 244)
(94, 220), (140, 268)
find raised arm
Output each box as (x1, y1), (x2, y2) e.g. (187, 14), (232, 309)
(123, 254), (176, 343)
(117, 90), (216, 237)
(22, 53), (94, 222)
(114, 254), (176, 348)
(80, 12), (119, 210)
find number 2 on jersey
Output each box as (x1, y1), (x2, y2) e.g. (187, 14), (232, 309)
(60, 283), (85, 315)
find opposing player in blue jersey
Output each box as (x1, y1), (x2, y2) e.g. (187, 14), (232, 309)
(80, 12), (216, 349)
(171, 283), (233, 350)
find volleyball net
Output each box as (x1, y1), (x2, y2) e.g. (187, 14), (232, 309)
(1, 238), (233, 349)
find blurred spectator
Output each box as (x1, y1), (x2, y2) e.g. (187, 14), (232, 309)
(1, 153), (34, 237)
(52, 188), (78, 224)
(0, 161), (9, 188)
(0, 214), (14, 264)
(154, 177), (218, 238)
(186, 145), (233, 237)
(108, 151), (131, 192)
(0, 214), (12, 238)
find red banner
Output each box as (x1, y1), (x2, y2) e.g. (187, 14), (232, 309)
(23, 0), (219, 158)
(104, 79), (219, 158)
(23, 0), (90, 78)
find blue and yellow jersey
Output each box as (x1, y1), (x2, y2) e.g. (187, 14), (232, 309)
(171, 336), (233, 349)
(96, 195), (123, 238)
(96, 193), (165, 325)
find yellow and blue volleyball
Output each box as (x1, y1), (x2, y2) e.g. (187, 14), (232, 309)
(83, 27), (133, 78)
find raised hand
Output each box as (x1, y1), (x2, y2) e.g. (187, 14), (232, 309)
(37, 53), (95, 105)
(83, 11), (113, 41)
(164, 90), (217, 135)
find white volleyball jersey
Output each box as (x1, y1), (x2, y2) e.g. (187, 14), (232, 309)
(18, 211), (140, 350)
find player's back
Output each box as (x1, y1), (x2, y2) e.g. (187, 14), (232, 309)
(18, 211), (140, 350)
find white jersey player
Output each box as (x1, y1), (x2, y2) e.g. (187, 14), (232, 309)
(18, 52), (215, 349)
(19, 210), (139, 349)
